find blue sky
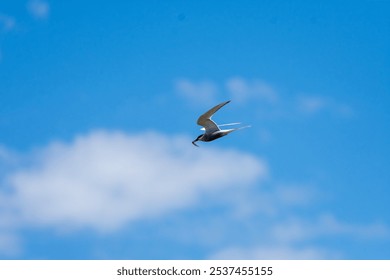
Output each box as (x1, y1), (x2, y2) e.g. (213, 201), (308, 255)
(0, 0), (389, 259)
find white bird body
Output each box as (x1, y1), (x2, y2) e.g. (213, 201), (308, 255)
(192, 100), (250, 147)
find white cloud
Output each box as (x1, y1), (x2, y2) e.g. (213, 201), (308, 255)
(1, 130), (386, 258)
(0, 130), (266, 233)
(27, 0), (50, 20)
(175, 79), (219, 106)
(226, 77), (278, 104)
(0, 14), (15, 32)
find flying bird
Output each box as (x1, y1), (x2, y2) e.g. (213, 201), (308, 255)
(192, 100), (250, 147)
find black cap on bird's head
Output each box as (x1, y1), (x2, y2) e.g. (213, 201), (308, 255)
(192, 134), (203, 147)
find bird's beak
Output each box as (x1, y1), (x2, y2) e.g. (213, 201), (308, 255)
(192, 140), (199, 147)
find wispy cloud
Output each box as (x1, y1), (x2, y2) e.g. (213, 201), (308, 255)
(297, 96), (327, 114)
(316, 214), (390, 239)
(0, 193), (22, 257)
(226, 77), (278, 104)
(175, 79), (219, 105)
(0, 130), (266, 234)
(175, 77), (278, 106)
(0, 14), (15, 32)
(224, 183), (320, 219)
(0, 232), (21, 257)
(208, 181), (389, 260)
(297, 95), (354, 117)
(27, 0), (50, 20)
(273, 184), (320, 207)
(176, 77), (354, 121)
(271, 214), (390, 243)
(211, 214), (390, 259)
(211, 245), (339, 260)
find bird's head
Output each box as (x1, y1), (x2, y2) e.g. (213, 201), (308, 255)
(192, 134), (203, 147)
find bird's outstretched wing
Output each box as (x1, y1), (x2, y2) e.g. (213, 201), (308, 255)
(197, 100), (231, 133)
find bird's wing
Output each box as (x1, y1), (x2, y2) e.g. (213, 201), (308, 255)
(197, 100), (231, 133)
(200, 122), (241, 131)
(199, 119), (219, 133)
